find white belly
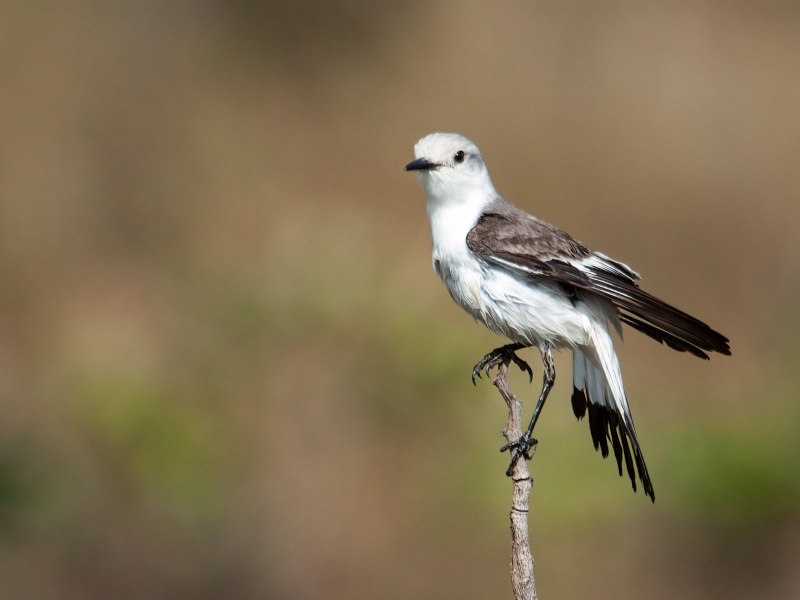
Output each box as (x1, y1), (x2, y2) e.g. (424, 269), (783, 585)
(427, 196), (600, 350)
(436, 252), (595, 350)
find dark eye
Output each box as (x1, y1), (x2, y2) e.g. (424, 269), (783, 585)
(454, 150), (465, 163)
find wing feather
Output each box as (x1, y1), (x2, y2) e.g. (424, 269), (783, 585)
(466, 202), (730, 357)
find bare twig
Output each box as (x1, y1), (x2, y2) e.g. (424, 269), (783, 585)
(493, 361), (537, 600)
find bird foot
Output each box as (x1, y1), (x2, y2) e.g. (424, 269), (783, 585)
(500, 432), (537, 476)
(471, 343), (533, 385)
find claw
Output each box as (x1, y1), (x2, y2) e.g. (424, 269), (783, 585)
(505, 459), (518, 477)
(500, 433), (537, 476)
(471, 343), (531, 384)
(485, 362), (493, 378)
(511, 355), (533, 383)
(471, 368), (482, 386)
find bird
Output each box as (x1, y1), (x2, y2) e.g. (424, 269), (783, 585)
(405, 133), (730, 501)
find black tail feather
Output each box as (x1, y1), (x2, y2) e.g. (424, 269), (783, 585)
(619, 426), (637, 492)
(608, 418), (624, 477)
(571, 387), (655, 502)
(571, 388), (587, 419)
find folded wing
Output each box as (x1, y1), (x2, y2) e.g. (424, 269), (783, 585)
(466, 200), (731, 359)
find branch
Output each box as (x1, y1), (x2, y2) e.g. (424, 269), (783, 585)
(493, 361), (537, 600)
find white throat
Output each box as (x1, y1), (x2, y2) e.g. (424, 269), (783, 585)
(422, 171), (496, 267)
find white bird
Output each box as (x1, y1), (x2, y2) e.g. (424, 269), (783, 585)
(406, 133), (730, 501)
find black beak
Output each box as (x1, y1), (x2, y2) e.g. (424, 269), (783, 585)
(404, 157), (438, 171)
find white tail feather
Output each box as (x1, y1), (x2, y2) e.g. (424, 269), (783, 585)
(572, 345), (615, 412)
(587, 322), (634, 430)
(572, 322), (655, 501)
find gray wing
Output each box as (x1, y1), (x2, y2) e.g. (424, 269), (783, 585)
(466, 199), (731, 358)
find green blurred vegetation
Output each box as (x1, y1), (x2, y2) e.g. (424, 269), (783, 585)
(71, 374), (228, 525)
(664, 418), (800, 527)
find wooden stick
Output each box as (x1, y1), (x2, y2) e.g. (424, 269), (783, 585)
(494, 361), (537, 600)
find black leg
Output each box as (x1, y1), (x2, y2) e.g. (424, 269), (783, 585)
(501, 344), (556, 476)
(472, 343), (533, 385)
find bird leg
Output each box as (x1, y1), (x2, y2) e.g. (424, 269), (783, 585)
(500, 344), (555, 476)
(472, 343), (533, 385)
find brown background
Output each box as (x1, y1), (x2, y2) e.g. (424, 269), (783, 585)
(1, 1), (799, 598)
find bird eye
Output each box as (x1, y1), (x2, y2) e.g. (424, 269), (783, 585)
(454, 150), (465, 163)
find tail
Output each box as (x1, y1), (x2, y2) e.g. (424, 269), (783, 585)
(571, 327), (655, 501)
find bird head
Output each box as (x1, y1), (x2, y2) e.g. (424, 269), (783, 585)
(405, 133), (495, 203)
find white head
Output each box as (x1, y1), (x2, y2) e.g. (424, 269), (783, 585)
(405, 133), (496, 203)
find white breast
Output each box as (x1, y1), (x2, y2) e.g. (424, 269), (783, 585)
(427, 197), (488, 317)
(426, 197), (595, 350)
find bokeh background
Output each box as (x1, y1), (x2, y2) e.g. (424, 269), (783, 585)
(1, 1), (799, 598)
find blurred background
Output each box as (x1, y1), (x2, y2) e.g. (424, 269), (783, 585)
(0, 1), (799, 598)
